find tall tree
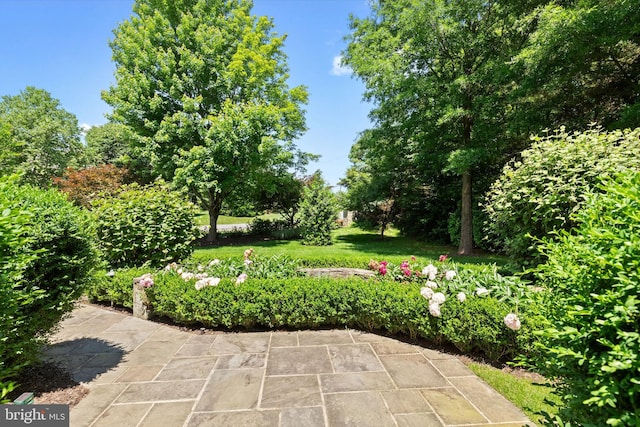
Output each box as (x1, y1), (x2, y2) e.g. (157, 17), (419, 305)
(0, 87), (82, 187)
(344, 0), (538, 254)
(514, 0), (640, 131)
(103, 0), (308, 242)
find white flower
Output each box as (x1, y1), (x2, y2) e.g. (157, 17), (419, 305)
(236, 273), (248, 284)
(456, 292), (466, 302)
(431, 292), (446, 304)
(197, 265), (205, 272)
(429, 302), (441, 317)
(181, 272), (195, 281)
(476, 287), (490, 297)
(195, 277), (221, 290)
(244, 259), (253, 266)
(177, 268), (183, 274)
(445, 270), (457, 280)
(422, 264), (438, 280)
(504, 313), (521, 331)
(195, 273), (208, 279)
(208, 259), (220, 266)
(425, 280), (438, 289)
(106, 269), (115, 277)
(420, 287), (434, 300)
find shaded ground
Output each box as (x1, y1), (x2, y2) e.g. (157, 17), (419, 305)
(8, 361), (89, 407)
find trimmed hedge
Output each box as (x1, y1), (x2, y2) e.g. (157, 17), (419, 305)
(88, 271), (543, 362)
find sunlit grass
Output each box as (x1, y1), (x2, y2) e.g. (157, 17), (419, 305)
(195, 212), (281, 226)
(193, 225), (508, 268)
(467, 362), (561, 425)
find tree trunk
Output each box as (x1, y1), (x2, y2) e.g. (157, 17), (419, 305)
(206, 198), (222, 244)
(458, 104), (474, 255)
(458, 170), (474, 255)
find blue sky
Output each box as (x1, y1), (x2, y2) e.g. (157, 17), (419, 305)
(0, 0), (374, 188)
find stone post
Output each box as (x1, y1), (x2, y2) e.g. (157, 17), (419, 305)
(133, 277), (152, 320)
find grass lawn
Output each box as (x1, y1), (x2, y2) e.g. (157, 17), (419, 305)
(193, 225), (508, 268)
(467, 362), (560, 424)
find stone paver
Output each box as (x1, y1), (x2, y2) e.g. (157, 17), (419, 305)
(42, 304), (534, 426)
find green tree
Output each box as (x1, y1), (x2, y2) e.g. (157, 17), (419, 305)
(513, 0), (640, 131)
(103, 0), (308, 243)
(299, 173), (338, 246)
(84, 122), (135, 166)
(344, 0), (539, 254)
(0, 87), (82, 187)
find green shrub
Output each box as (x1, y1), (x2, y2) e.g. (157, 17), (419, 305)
(0, 176), (99, 400)
(92, 183), (200, 268)
(484, 127), (640, 265)
(299, 175), (338, 246)
(90, 259), (541, 362)
(534, 170), (640, 426)
(249, 218), (300, 239)
(86, 267), (150, 309)
(0, 177), (36, 402)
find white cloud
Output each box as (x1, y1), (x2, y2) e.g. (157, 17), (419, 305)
(330, 55), (351, 76)
(79, 123), (93, 134)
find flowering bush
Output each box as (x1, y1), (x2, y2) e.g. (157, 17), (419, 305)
(88, 249), (543, 362)
(367, 256), (531, 331)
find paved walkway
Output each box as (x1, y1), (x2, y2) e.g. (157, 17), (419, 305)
(44, 304), (534, 427)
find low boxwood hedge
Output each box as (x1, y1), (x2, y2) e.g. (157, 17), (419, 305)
(87, 271), (544, 363)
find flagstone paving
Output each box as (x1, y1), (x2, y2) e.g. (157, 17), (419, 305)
(44, 303), (535, 427)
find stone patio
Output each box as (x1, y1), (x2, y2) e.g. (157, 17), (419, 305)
(44, 303), (534, 426)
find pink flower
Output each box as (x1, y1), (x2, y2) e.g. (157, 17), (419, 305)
(139, 274), (154, 288)
(380, 261), (388, 266)
(504, 313), (521, 331)
(379, 265), (387, 275)
(236, 273), (248, 284)
(411, 256), (416, 261)
(439, 254), (448, 262)
(402, 268), (412, 277)
(401, 260), (409, 269)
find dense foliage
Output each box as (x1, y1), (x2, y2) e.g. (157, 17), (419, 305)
(0, 176), (99, 400)
(0, 87), (82, 187)
(299, 175), (338, 246)
(342, 0), (639, 249)
(53, 164), (129, 208)
(103, 0), (310, 243)
(92, 183), (200, 268)
(534, 171), (640, 426)
(484, 127), (640, 264)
